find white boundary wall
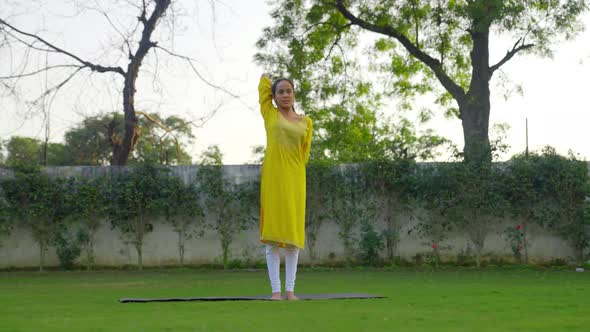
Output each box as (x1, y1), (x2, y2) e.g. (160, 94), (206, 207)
(0, 165), (579, 268)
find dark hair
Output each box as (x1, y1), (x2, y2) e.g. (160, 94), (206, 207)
(271, 78), (295, 96)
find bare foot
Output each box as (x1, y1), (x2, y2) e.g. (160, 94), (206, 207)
(270, 292), (282, 301)
(286, 291), (299, 301)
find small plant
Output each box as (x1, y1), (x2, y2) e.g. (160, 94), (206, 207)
(53, 229), (86, 270)
(504, 224), (525, 262)
(358, 220), (384, 266)
(426, 243), (452, 267)
(428, 243), (440, 267)
(456, 244), (473, 266)
(412, 253), (424, 266)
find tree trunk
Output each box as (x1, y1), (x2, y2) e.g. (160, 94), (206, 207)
(469, 217), (487, 268)
(39, 242), (45, 272)
(135, 217), (144, 270)
(460, 30), (492, 164)
(523, 219), (529, 264)
(111, 0), (172, 165)
(577, 247), (584, 267)
(86, 237), (93, 271)
(460, 103), (491, 164)
(112, 76), (139, 166)
(473, 242), (482, 268)
(383, 195), (401, 263)
(86, 226), (97, 271)
(306, 210), (321, 265)
(306, 228), (318, 264)
(178, 226), (185, 266)
(34, 225), (49, 272)
(222, 241), (229, 270)
(136, 243), (143, 271)
(432, 246), (440, 268)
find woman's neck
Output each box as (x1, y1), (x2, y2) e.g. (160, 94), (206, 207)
(278, 107), (293, 115)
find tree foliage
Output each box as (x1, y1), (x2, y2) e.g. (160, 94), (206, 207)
(0, 168), (70, 271)
(197, 164), (258, 269)
(67, 176), (112, 270)
(0, 0), (228, 165)
(1, 136), (72, 167)
(256, 0), (589, 163)
(64, 112), (194, 166)
(161, 176), (205, 266)
(109, 163), (169, 270)
(0, 187), (11, 245)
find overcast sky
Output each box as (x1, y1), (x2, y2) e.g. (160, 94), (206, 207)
(1, 1), (589, 164)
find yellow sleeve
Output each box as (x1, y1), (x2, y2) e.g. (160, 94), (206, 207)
(302, 117), (313, 165)
(258, 76), (275, 120)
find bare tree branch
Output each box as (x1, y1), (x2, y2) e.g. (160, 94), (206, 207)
(0, 17), (126, 76)
(4, 29), (57, 53)
(0, 64), (82, 79)
(154, 45), (238, 98)
(0, 80), (18, 97)
(154, 45), (257, 115)
(136, 111), (172, 132)
(29, 67), (85, 106)
(0, 0), (230, 165)
(187, 102), (224, 129)
(489, 38), (535, 75)
(139, 0), (148, 25)
(95, 8), (133, 58)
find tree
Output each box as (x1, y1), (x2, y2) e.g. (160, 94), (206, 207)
(197, 146), (257, 268)
(507, 147), (589, 265)
(0, 140), (5, 166)
(1, 169), (69, 271)
(504, 150), (562, 264)
(537, 148), (589, 265)
(3, 136), (41, 167)
(68, 176), (112, 270)
(328, 164), (376, 264)
(305, 163), (333, 262)
(249, 145), (265, 165)
(0, 1), (228, 165)
(257, 0), (589, 164)
(256, 1), (450, 165)
(0, 189), (12, 246)
(63, 115), (115, 166)
(64, 112), (194, 165)
(199, 145), (224, 166)
(450, 163), (509, 267)
(161, 176), (205, 266)
(2, 137), (72, 167)
(362, 158), (417, 263)
(354, 118), (446, 262)
(412, 163), (457, 264)
(109, 164), (167, 270)
(45, 143), (74, 166)
(131, 113), (194, 165)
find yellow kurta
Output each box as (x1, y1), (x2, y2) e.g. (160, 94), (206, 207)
(258, 76), (313, 249)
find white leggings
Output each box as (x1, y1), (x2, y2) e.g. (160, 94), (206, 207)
(265, 244), (300, 293)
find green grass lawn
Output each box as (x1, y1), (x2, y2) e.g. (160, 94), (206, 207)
(1, 267), (589, 331)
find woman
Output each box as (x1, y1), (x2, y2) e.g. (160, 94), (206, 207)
(258, 73), (313, 301)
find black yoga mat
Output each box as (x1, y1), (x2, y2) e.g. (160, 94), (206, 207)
(120, 293), (385, 303)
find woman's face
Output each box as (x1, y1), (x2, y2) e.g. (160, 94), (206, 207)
(274, 80), (295, 110)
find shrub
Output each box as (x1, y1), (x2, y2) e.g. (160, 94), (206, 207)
(357, 220), (384, 266)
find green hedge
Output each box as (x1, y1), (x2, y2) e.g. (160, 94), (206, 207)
(0, 148), (588, 270)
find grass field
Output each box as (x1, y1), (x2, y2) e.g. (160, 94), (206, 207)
(1, 267), (589, 331)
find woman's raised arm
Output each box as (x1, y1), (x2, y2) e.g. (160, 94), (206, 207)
(258, 73), (274, 120)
